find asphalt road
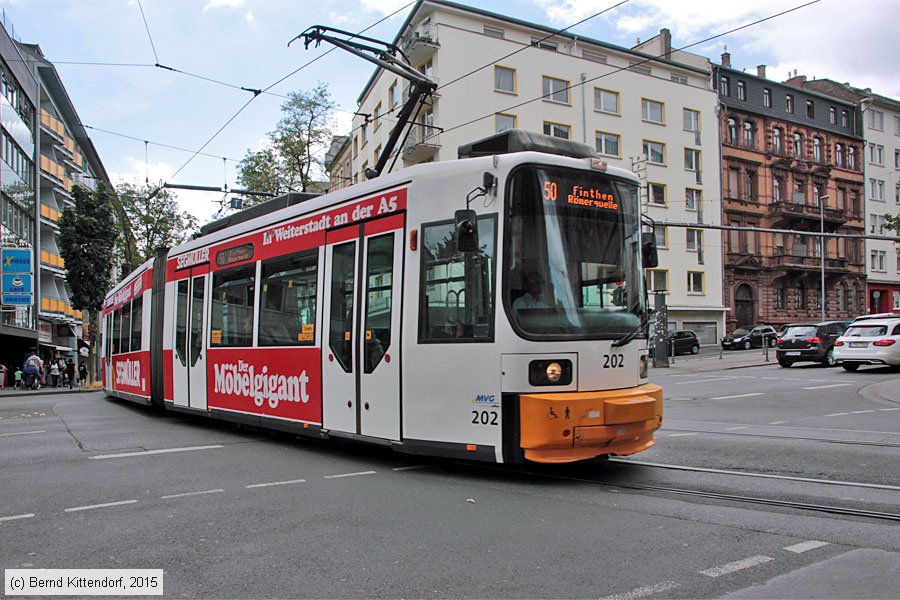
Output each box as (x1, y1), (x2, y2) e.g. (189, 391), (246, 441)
(1, 365), (899, 599)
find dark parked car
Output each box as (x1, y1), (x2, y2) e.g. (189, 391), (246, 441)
(776, 321), (850, 367)
(649, 330), (701, 357)
(721, 325), (777, 350)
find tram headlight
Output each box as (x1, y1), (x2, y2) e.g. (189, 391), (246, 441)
(528, 359), (572, 386)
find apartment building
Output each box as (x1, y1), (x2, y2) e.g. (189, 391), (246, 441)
(713, 58), (866, 330)
(331, 0), (727, 344)
(803, 79), (900, 315)
(0, 17), (110, 372)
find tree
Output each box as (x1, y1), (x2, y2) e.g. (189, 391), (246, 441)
(115, 183), (198, 272)
(884, 213), (900, 232)
(58, 183), (118, 312)
(237, 82), (334, 206)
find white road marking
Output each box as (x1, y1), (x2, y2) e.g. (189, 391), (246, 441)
(676, 377), (738, 385)
(851, 410), (877, 414)
(0, 513), (35, 523)
(161, 489), (224, 499)
(802, 383), (854, 390)
(599, 581), (679, 600)
(0, 430), (45, 437)
(768, 421), (787, 425)
(699, 555), (774, 578)
(323, 470), (376, 479)
(666, 433), (698, 437)
(245, 479), (307, 489)
(65, 500), (138, 512)
(89, 444), (224, 460)
(392, 465), (433, 471)
(784, 540), (830, 554)
(880, 408), (900, 412)
(824, 413), (849, 417)
(724, 426), (747, 431)
(710, 392), (765, 400)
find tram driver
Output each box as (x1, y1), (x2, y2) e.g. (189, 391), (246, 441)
(512, 271), (549, 310)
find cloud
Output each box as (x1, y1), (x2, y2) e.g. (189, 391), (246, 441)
(245, 9), (254, 23)
(203, 0), (245, 11)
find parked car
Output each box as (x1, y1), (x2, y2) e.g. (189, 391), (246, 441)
(851, 312), (897, 322)
(721, 325), (777, 350)
(649, 330), (701, 357)
(775, 321), (850, 367)
(833, 317), (900, 371)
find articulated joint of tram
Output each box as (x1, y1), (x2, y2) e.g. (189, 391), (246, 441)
(518, 384), (663, 463)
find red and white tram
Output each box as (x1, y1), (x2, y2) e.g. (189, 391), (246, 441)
(102, 131), (663, 464)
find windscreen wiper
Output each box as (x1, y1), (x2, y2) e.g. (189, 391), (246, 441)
(611, 310), (652, 347)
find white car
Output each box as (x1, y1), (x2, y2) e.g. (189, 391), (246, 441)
(833, 318), (900, 371)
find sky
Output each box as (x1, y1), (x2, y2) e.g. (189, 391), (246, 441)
(3, 0), (898, 224)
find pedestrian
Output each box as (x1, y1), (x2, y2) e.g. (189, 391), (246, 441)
(49, 360), (60, 388)
(14, 366), (23, 389)
(78, 362), (87, 386)
(66, 359), (76, 389)
(23, 352), (41, 390)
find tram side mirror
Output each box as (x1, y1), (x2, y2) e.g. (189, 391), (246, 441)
(455, 209), (479, 253)
(642, 231), (659, 269)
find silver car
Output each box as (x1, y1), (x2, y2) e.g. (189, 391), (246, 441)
(833, 318), (900, 371)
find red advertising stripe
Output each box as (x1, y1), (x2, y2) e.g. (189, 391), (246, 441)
(206, 347), (322, 424)
(111, 351), (151, 397)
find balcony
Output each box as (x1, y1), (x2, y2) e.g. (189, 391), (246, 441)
(40, 155), (74, 193)
(39, 296), (82, 322)
(40, 250), (66, 275)
(40, 109), (65, 142)
(768, 201), (847, 227)
(769, 253), (851, 274)
(401, 22), (439, 64)
(40, 203), (62, 228)
(402, 124), (441, 163)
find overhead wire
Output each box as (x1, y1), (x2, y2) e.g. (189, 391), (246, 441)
(136, 0), (160, 64)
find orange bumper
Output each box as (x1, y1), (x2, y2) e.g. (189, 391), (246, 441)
(519, 384), (663, 463)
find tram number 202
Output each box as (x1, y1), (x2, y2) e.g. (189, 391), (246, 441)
(603, 353), (625, 368)
(472, 410), (499, 426)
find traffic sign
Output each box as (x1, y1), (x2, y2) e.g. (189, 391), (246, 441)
(1, 248), (33, 274)
(2, 273), (32, 294)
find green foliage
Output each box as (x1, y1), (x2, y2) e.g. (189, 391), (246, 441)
(58, 184), (118, 312)
(237, 82), (333, 207)
(883, 213), (900, 233)
(115, 183), (199, 271)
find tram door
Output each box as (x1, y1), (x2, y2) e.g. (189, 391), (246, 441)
(321, 215), (404, 440)
(172, 273), (209, 410)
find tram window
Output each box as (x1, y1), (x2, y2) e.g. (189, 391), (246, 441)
(329, 242), (356, 373)
(175, 280), (188, 366)
(130, 296), (143, 352)
(364, 233), (394, 373)
(419, 215), (497, 343)
(112, 307), (122, 354)
(259, 250), (318, 346)
(121, 301), (132, 354)
(211, 265), (255, 347)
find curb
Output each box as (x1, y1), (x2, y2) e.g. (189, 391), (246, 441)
(0, 388), (101, 399)
(858, 378), (900, 407)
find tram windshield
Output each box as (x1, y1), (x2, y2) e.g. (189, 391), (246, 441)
(504, 165), (646, 340)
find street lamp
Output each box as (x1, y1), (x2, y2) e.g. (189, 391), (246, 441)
(818, 195), (828, 322)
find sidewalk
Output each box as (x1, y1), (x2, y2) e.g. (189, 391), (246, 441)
(0, 385), (100, 399)
(650, 347), (774, 374)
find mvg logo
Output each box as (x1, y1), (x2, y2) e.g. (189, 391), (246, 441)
(472, 394), (498, 407)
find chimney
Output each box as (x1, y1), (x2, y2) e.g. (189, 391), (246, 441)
(721, 45), (731, 68)
(785, 72), (807, 88)
(660, 28), (672, 60)
(757, 64), (766, 79)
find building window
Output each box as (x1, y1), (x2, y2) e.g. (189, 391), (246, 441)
(796, 282), (806, 308)
(869, 143), (885, 165)
(813, 137), (822, 162)
(594, 88), (619, 114)
(641, 98), (664, 124)
(763, 88), (772, 108)
(786, 94), (794, 113)
(895, 149), (900, 169)
(793, 179), (806, 204)
(829, 107), (836, 124)
(531, 38), (558, 51)
(629, 62), (651, 75)
(743, 121), (755, 148)
(686, 229), (702, 252)
(727, 118), (738, 145)
(595, 131), (620, 157)
(361, 121), (368, 145)
(871, 250), (886, 271)
(646, 269), (668, 292)
(649, 183), (666, 205)
(373, 102), (382, 130)
(719, 75), (730, 96)
(773, 177), (783, 202)
(868, 109), (885, 131)
(686, 188), (701, 211)
(671, 74), (688, 84)
(687, 271), (704, 294)
(848, 146), (857, 170)
(642, 140), (666, 164)
(835, 143), (844, 167)
(388, 81), (399, 109)
(870, 178), (885, 200)
(542, 76), (569, 103)
(495, 113), (516, 133)
(654, 226), (668, 248)
(737, 81), (746, 101)
(772, 127), (783, 154)
(774, 279), (786, 309)
(583, 49), (607, 64)
(483, 25), (504, 39)
(683, 108), (700, 132)
(495, 66), (516, 93)
(793, 132), (803, 158)
(841, 110), (849, 127)
(894, 291), (900, 310)
(543, 121), (570, 139)
(684, 148), (701, 172)
(806, 100), (815, 118)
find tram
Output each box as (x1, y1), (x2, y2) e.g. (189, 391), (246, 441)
(102, 130), (663, 464)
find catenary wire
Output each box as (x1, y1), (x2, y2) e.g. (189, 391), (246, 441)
(136, 0), (160, 64)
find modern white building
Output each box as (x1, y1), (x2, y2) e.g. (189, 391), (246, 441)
(330, 0), (726, 343)
(804, 79), (900, 314)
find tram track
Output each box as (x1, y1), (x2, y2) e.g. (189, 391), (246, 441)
(660, 427), (900, 448)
